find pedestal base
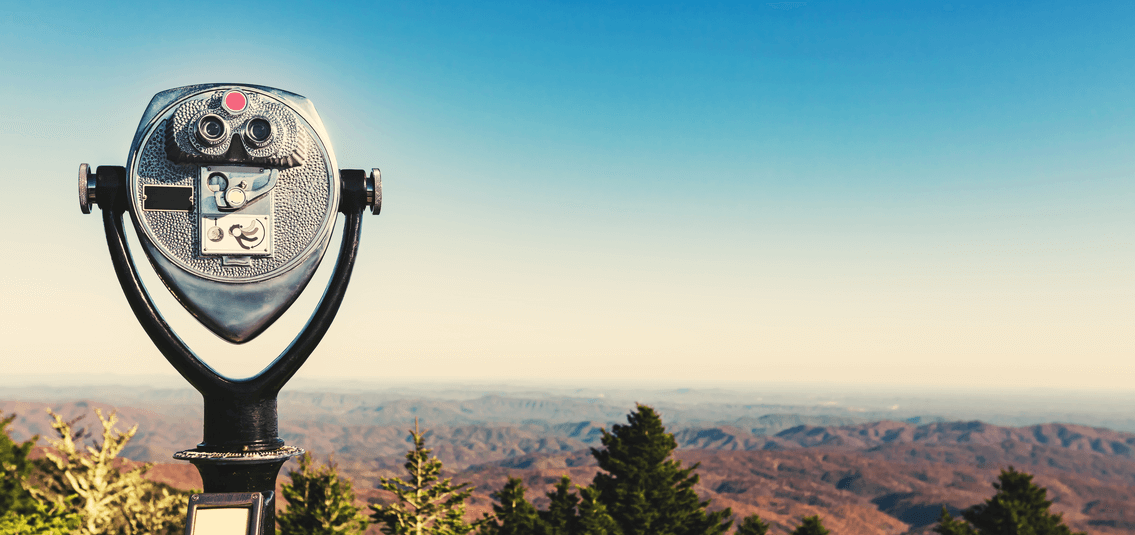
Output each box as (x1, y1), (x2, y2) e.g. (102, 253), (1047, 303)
(175, 446), (304, 534)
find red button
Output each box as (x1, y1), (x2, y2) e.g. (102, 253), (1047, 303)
(223, 90), (247, 113)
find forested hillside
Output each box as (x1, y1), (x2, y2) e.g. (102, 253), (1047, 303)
(4, 397), (1135, 533)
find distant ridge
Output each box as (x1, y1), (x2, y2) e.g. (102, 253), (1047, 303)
(5, 399), (1135, 473)
(6, 394), (1135, 533)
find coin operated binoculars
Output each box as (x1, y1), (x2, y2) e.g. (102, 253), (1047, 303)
(78, 84), (380, 535)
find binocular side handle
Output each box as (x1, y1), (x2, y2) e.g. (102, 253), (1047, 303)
(99, 171), (366, 450)
(339, 168), (381, 215)
(79, 165), (130, 214)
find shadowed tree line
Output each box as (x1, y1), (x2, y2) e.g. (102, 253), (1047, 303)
(275, 404), (834, 535)
(3, 405), (1085, 534)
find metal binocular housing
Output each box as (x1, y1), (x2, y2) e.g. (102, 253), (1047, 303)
(78, 83), (381, 533)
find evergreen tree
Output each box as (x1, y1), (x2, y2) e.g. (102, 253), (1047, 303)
(934, 508), (977, 535)
(576, 486), (621, 535)
(540, 476), (580, 535)
(0, 413), (37, 517)
(479, 477), (542, 535)
(788, 516), (829, 535)
(433, 500), (479, 535)
(934, 467), (1085, 535)
(0, 497), (82, 535)
(0, 412), (81, 534)
(34, 408), (188, 535)
(482, 477), (622, 535)
(278, 452), (368, 535)
(371, 420), (483, 535)
(590, 404), (732, 535)
(735, 514), (770, 535)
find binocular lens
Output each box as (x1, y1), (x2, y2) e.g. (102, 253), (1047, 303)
(203, 119), (224, 138)
(197, 115), (228, 146)
(246, 118), (273, 146)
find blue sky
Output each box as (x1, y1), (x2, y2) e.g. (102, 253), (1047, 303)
(0, 0), (1132, 389)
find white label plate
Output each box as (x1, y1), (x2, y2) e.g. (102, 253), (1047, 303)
(201, 214), (273, 256)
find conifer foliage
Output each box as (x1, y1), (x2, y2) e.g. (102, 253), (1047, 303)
(480, 476), (620, 535)
(934, 467), (1085, 535)
(371, 419), (484, 535)
(0, 413), (37, 518)
(483, 404), (730, 535)
(540, 476), (581, 535)
(33, 408), (188, 534)
(575, 486), (620, 535)
(0, 412), (81, 534)
(591, 404), (732, 535)
(788, 516), (829, 535)
(278, 452), (368, 535)
(735, 514), (770, 535)
(479, 477), (543, 535)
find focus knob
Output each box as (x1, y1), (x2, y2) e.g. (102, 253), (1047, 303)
(78, 163), (97, 214)
(368, 168), (382, 215)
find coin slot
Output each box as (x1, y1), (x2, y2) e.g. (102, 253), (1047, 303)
(142, 185), (194, 211)
(207, 172), (229, 192)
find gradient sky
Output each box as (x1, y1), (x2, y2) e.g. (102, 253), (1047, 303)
(0, 0), (1132, 389)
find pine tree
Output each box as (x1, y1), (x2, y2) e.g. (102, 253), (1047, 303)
(278, 452), (368, 535)
(934, 467), (1085, 535)
(590, 404), (732, 535)
(33, 408), (188, 535)
(934, 507), (977, 535)
(789, 516), (829, 535)
(735, 514), (770, 535)
(478, 477), (542, 535)
(0, 413), (37, 517)
(482, 477), (622, 535)
(540, 476), (580, 535)
(371, 419), (483, 535)
(576, 486), (621, 535)
(0, 412), (81, 534)
(0, 497), (82, 535)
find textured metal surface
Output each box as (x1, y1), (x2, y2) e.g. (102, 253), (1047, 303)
(174, 446), (304, 463)
(165, 92), (308, 168)
(138, 230), (325, 343)
(370, 168), (382, 214)
(78, 163), (95, 214)
(123, 84), (341, 342)
(128, 86), (337, 284)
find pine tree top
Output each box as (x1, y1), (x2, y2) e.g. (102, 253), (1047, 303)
(935, 467), (1086, 535)
(589, 404), (731, 535)
(789, 515), (830, 535)
(735, 514), (770, 535)
(372, 419), (482, 535)
(593, 404), (680, 476)
(279, 452), (368, 535)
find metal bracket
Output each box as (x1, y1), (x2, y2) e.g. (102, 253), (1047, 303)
(98, 171), (365, 452)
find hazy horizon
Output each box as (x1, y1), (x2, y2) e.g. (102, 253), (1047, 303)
(4, 373), (1135, 434)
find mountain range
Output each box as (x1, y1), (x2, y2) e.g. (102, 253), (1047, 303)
(4, 388), (1135, 533)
